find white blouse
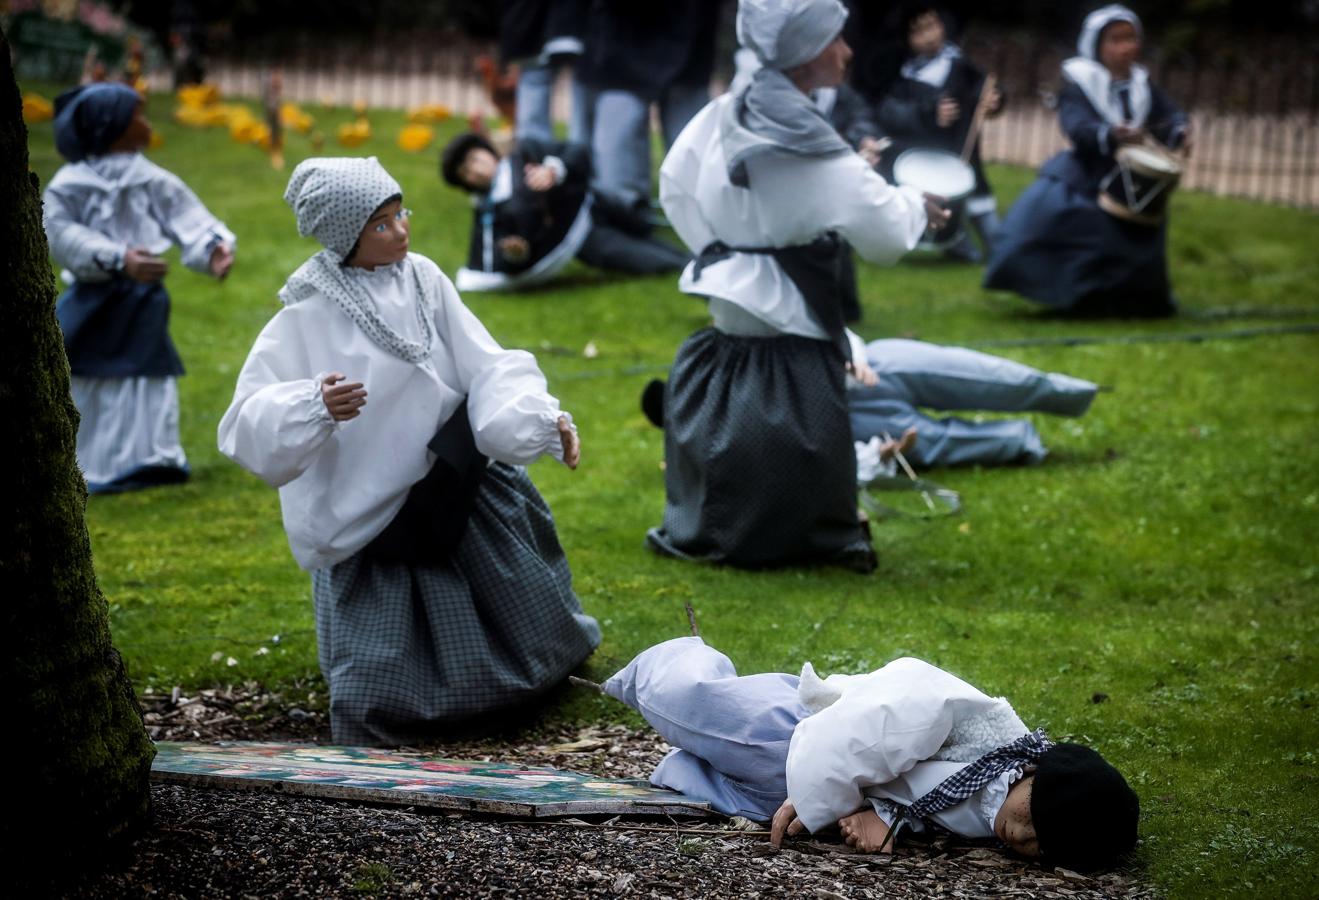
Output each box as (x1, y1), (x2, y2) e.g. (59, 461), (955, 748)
(786, 656), (1029, 835)
(217, 253), (570, 571)
(43, 152), (235, 283)
(659, 94), (927, 345)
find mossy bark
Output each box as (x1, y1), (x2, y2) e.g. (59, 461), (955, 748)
(0, 26), (155, 863)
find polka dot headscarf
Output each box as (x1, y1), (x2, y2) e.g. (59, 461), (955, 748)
(284, 156), (403, 260)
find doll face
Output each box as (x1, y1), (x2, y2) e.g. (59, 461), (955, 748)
(1098, 20), (1141, 77)
(348, 198), (411, 269)
(789, 36), (853, 92)
(109, 101), (152, 153)
(458, 148), (499, 192)
(994, 774), (1042, 859)
(908, 11), (946, 58)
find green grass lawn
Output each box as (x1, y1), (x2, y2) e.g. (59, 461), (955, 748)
(22, 87), (1319, 897)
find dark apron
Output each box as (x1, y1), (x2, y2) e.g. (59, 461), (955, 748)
(692, 232), (859, 358)
(363, 400), (489, 566)
(56, 277), (184, 377)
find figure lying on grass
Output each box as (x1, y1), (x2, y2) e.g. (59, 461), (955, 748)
(598, 637), (1138, 871)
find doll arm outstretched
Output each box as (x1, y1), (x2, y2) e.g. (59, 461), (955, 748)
(148, 166), (237, 276)
(428, 261), (575, 465)
(42, 183), (128, 281)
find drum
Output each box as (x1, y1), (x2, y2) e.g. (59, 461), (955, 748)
(890, 149), (977, 250)
(1098, 145), (1182, 226)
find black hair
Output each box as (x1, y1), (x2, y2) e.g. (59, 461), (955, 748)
(340, 192), (404, 266)
(440, 131), (498, 192)
(899, 2), (941, 33)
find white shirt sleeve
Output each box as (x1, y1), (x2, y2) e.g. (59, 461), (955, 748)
(148, 168), (236, 274)
(217, 315), (337, 488)
(42, 183), (126, 281)
(431, 271), (570, 465)
(785, 658), (972, 833)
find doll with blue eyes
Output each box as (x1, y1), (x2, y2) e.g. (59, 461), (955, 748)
(218, 157), (600, 746)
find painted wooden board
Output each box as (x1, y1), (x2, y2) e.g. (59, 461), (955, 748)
(151, 741), (713, 818)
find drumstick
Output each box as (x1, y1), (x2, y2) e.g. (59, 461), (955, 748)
(883, 432), (936, 511)
(960, 73), (998, 164)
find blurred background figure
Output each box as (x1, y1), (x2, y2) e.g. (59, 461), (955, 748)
(498, 0), (593, 144)
(578, 1), (726, 220)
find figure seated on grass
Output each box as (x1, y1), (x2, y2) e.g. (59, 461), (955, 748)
(597, 636), (1139, 871)
(440, 132), (690, 292)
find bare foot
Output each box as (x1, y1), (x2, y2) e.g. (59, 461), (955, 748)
(838, 808), (895, 854)
(878, 427), (918, 462)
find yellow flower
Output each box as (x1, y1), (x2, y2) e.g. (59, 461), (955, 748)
(397, 124), (435, 153)
(406, 103), (452, 124)
(176, 83), (220, 108)
(149, 131), (165, 149)
(337, 119), (372, 148)
(22, 93), (54, 123)
(280, 103), (314, 134)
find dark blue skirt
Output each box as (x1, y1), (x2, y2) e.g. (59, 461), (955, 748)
(56, 278), (185, 377)
(983, 154), (1175, 317)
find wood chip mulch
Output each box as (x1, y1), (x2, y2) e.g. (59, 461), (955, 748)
(55, 685), (1155, 898)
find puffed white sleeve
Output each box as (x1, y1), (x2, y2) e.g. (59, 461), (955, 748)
(430, 266), (570, 465)
(42, 182), (126, 282)
(148, 166), (236, 275)
(775, 152), (927, 267)
(784, 658), (963, 833)
(217, 311), (336, 487)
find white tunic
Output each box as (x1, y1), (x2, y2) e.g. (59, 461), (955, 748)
(659, 94), (927, 352)
(44, 152), (236, 283)
(217, 253), (570, 571)
(788, 656), (1029, 834)
(42, 152), (235, 488)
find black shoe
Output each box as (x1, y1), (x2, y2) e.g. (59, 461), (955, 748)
(641, 378), (665, 428)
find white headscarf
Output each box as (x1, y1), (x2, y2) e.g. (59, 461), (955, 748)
(1063, 4), (1150, 129)
(736, 0), (848, 71)
(285, 156), (402, 261)
(1076, 4), (1142, 62)
(280, 158), (436, 365)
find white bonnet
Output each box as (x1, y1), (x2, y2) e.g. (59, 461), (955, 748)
(284, 156), (403, 260)
(736, 0), (849, 71)
(1077, 4), (1142, 61)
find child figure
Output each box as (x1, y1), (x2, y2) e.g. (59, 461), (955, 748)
(984, 5), (1189, 316)
(218, 157), (600, 745)
(878, 3), (1004, 262)
(43, 82), (236, 493)
(604, 637), (1139, 872)
(440, 132), (689, 292)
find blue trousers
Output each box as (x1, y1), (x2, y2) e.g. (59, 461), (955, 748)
(603, 637), (805, 821)
(590, 84), (708, 206)
(849, 339), (1097, 468)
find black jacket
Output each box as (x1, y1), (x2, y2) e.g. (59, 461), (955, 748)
(577, 1), (722, 99)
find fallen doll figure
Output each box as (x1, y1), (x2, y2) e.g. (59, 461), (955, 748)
(848, 338), (1100, 468)
(595, 636), (1138, 871)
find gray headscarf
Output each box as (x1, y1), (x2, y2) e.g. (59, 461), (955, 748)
(281, 157), (435, 365)
(722, 0), (851, 187)
(1076, 4), (1142, 61)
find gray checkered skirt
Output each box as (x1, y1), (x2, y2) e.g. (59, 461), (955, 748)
(312, 462), (601, 746)
(647, 327), (872, 569)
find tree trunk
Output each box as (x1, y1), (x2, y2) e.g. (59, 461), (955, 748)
(0, 25), (155, 866)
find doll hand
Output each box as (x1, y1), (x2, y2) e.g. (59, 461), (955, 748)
(922, 193), (952, 231)
(857, 136), (883, 167)
(838, 808), (896, 854)
(846, 358), (879, 388)
(770, 799), (805, 848)
(497, 235), (531, 264)
(1113, 125), (1145, 146)
(209, 243), (235, 280)
(321, 373), (367, 422)
(558, 415), (580, 469)
(122, 247), (168, 282)
(523, 163), (557, 192)
(936, 96), (961, 128)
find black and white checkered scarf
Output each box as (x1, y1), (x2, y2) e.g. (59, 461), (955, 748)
(878, 728), (1054, 850)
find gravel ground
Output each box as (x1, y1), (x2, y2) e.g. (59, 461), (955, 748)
(54, 686), (1155, 899)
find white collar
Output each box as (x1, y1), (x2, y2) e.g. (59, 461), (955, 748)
(901, 43), (961, 88)
(1062, 57), (1151, 128)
